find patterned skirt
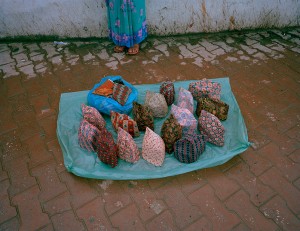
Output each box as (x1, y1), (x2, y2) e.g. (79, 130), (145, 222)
(106, 0), (148, 47)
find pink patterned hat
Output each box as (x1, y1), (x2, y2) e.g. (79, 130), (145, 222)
(198, 110), (225, 146)
(142, 127), (165, 167)
(188, 79), (221, 101)
(171, 104), (197, 135)
(117, 127), (140, 163)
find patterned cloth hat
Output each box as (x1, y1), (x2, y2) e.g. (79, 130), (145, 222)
(161, 114), (182, 154)
(160, 81), (175, 106)
(132, 102), (154, 131)
(196, 97), (229, 120)
(144, 91), (168, 118)
(93, 79), (115, 96)
(177, 87), (194, 113)
(112, 83), (132, 106)
(78, 119), (101, 152)
(81, 104), (106, 130)
(117, 127), (140, 163)
(111, 111), (140, 137)
(142, 127), (165, 167)
(96, 128), (118, 168)
(198, 110), (225, 146)
(174, 134), (206, 163)
(171, 104), (197, 135)
(188, 79), (221, 101)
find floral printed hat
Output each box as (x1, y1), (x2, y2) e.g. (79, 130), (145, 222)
(78, 119), (101, 152)
(132, 102), (154, 131)
(142, 127), (165, 167)
(174, 134), (206, 163)
(160, 81), (175, 106)
(117, 127), (140, 163)
(97, 128), (118, 168)
(188, 79), (221, 101)
(161, 114), (182, 154)
(177, 87), (194, 114)
(145, 91), (168, 118)
(111, 111), (140, 137)
(196, 97), (229, 121)
(81, 104), (106, 130)
(198, 110), (225, 147)
(171, 104), (197, 135)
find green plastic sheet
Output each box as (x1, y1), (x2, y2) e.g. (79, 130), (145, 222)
(57, 77), (250, 180)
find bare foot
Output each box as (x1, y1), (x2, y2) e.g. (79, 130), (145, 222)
(127, 44), (139, 55)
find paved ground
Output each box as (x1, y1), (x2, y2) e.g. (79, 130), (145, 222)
(0, 27), (300, 231)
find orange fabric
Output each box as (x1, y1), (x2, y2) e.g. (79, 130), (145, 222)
(93, 79), (115, 96)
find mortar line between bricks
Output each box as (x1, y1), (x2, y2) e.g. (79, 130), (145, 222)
(223, 189), (281, 230)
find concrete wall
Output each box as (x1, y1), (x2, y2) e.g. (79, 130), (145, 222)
(0, 0), (299, 38)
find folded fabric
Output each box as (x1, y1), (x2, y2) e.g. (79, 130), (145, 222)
(78, 119), (100, 152)
(160, 81), (175, 106)
(144, 91), (168, 118)
(188, 79), (221, 100)
(161, 114), (182, 154)
(142, 127), (165, 167)
(93, 79), (114, 96)
(112, 83), (132, 106)
(196, 97), (229, 120)
(111, 111), (140, 137)
(132, 102), (154, 131)
(81, 104), (106, 130)
(177, 87), (194, 113)
(96, 128), (118, 168)
(171, 104), (197, 135)
(174, 134), (206, 163)
(198, 110), (225, 146)
(117, 127), (140, 163)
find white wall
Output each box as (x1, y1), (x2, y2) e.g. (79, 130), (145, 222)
(0, 0), (299, 38)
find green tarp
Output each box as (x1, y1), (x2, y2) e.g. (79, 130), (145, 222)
(57, 77), (250, 180)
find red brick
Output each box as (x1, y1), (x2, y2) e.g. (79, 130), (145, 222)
(176, 171), (207, 195)
(43, 191), (72, 216)
(39, 223), (54, 231)
(226, 162), (275, 206)
(146, 210), (179, 231)
(0, 167), (8, 182)
(51, 210), (85, 231)
(259, 167), (300, 215)
(275, 106), (300, 133)
(286, 125), (300, 142)
(218, 156), (242, 173)
(231, 223), (251, 231)
(97, 180), (132, 216)
(12, 186), (50, 230)
(46, 139), (65, 173)
(18, 119), (42, 141)
(0, 103), (17, 135)
(294, 178), (300, 190)
(289, 149), (300, 163)
(0, 179), (9, 197)
(77, 197), (116, 231)
(5, 76), (25, 97)
(0, 195), (17, 224)
(60, 171), (98, 209)
(22, 78), (44, 97)
(260, 195), (300, 230)
(240, 149), (272, 176)
(110, 204), (146, 231)
(38, 115), (57, 142)
(247, 130), (271, 151)
(147, 176), (175, 190)
(258, 142), (300, 181)
(4, 155), (37, 197)
(30, 94), (56, 119)
(225, 190), (277, 230)
(188, 184), (240, 231)
(0, 217), (20, 231)
(123, 180), (166, 222)
(183, 216), (212, 231)
(155, 180), (202, 229)
(277, 76), (300, 94)
(204, 168), (240, 201)
(24, 134), (53, 168)
(0, 130), (28, 164)
(31, 160), (67, 202)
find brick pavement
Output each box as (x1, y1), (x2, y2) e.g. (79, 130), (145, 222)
(0, 27), (300, 230)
